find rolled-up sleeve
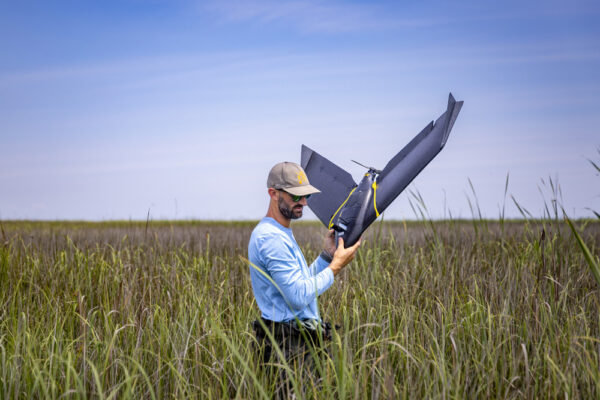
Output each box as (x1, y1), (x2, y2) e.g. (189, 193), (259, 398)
(261, 236), (334, 312)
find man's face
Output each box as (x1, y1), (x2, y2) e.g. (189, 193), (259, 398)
(278, 190), (307, 220)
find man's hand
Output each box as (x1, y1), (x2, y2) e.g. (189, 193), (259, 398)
(328, 237), (362, 276)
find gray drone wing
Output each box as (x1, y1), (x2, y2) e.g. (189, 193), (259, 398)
(301, 145), (357, 227)
(373, 93), (463, 213)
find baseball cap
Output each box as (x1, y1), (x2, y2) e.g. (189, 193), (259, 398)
(267, 162), (321, 196)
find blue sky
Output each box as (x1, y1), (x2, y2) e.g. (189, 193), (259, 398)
(1, 0), (599, 220)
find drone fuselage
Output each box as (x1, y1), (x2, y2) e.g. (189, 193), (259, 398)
(331, 171), (379, 247)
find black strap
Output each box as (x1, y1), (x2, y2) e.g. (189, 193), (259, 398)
(319, 251), (333, 263)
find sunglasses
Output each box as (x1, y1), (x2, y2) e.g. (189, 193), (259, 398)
(279, 190), (311, 202)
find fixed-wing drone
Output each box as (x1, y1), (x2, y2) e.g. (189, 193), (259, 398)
(301, 93), (463, 247)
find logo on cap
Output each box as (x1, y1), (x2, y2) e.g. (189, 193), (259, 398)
(297, 171), (307, 184)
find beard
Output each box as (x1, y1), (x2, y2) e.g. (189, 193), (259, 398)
(278, 196), (303, 220)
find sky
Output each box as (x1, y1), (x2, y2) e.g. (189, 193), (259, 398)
(1, 0), (599, 221)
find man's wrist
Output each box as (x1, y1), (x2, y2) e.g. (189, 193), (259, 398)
(328, 260), (342, 276)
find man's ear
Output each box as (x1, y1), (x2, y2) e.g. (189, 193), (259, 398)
(268, 188), (278, 200)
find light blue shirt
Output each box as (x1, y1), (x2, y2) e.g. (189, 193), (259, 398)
(248, 217), (334, 322)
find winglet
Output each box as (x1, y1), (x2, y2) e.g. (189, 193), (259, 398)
(441, 92), (463, 147)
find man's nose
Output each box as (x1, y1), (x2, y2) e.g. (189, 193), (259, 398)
(299, 196), (308, 206)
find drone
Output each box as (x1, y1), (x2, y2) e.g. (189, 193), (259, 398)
(301, 93), (464, 247)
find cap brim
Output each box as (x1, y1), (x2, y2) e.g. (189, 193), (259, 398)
(284, 184), (321, 196)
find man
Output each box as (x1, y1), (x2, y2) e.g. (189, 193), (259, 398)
(248, 161), (361, 394)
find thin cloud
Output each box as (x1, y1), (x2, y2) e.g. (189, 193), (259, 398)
(201, 0), (414, 33)
(4, 39), (597, 88)
(201, 0), (600, 34)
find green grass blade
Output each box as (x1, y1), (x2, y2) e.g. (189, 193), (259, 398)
(565, 216), (600, 287)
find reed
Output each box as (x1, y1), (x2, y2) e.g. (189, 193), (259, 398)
(0, 214), (598, 399)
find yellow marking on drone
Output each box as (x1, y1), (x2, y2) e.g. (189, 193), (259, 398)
(297, 171), (307, 184)
(372, 181), (380, 217)
(328, 187), (357, 229)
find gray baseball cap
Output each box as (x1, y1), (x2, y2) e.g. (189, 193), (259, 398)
(267, 162), (321, 196)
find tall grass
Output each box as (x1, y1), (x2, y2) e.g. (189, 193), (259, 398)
(0, 217), (599, 398)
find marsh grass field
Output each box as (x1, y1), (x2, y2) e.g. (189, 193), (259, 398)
(1, 216), (599, 399)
